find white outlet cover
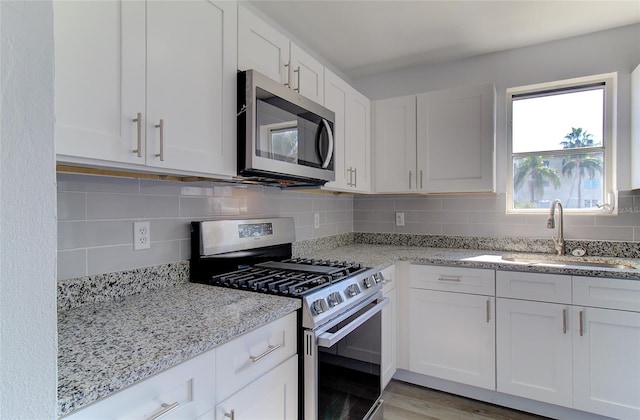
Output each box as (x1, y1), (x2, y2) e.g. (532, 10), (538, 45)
(314, 213), (320, 229)
(395, 212), (405, 226)
(134, 221), (150, 250)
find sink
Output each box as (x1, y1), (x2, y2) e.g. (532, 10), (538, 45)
(501, 256), (638, 270)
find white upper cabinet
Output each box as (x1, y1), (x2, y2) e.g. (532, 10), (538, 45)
(373, 95), (417, 193)
(416, 83), (495, 193)
(373, 84), (495, 194)
(238, 5), (324, 104)
(54, 0), (237, 178)
(324, 69), (371, 192)
(54, 1), (146, 165)
(632, 63), (640, 189)
(237, 5), (290, 85)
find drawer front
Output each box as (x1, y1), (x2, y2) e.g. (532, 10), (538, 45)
(496, 271), (571, 303)
(381, 264), (396, 294)
(64, 349), (216, 420)
(410, 264), (495, 295)
(215, 312), (297, 403)
(573, 276), (640, 312)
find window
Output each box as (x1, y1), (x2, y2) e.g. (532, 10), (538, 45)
(507, 73), (617, 214)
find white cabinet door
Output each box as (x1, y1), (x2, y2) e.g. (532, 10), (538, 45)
(237, 5), (290, 84)
(381, 284), (397, 390)
(323, 70), (371, 192)
(373, 96), (417, 193)
(573, 307), (640, 419)
(346, 89), (371, 192)
(289, 42), (324, 104)
(409, 289), (495, 390)
(632, 63), (640, 189)
(215, 356), (298, 420)
(146, 0), (236, 176)
(496, 298), (573, 407)
(416, 83), (495, 193)
(54, 0), (146, 165)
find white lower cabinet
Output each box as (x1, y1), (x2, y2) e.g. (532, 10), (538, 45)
(572, 277), (640, 419)
(381, 265), (397, 390)
(408, 265), (495, 390)
(496, 298), (573, 406)
(214, 355), (298, 420)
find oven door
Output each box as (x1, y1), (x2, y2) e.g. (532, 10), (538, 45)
(304, 293), (388, 420)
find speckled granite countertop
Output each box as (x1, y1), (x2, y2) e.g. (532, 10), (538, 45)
(298, 244), (640, 280)
(58, 283), (301, 417)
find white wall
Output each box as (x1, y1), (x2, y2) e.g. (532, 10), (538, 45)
(354, 24), (640, 191)
(0, 1), (57, 418)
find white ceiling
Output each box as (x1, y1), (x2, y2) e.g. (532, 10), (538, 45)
(248, 0), (640, 79)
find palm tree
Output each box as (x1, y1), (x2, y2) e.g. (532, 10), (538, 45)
(560, 127), (603, 208)
(514, 156), (561, 205)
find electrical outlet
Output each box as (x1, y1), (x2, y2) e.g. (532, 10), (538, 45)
(314, 213), (320, 229)
(133, 221), (150, 250)
(395, 212), (405, 226)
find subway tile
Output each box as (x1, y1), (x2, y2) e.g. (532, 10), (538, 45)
(353, 210), (373, 222)
(398, 223), (442, 235)
(326, 210), (351, 224)
(139, 179), (188, 195)
(58, 220), (131, 250)
(394, 197), (442, 212)
(405, 210), (469, 224)
(179, 196), (248, 218)
(354, 220), (395, 233)
(151, 219), (191, 241)
(295, 225), (313, 241)
(57, 192), (86, 221)
(87, 193), (179, 220)
(495, 224), (550, 238)
(564, 226), (633, 241)
(469, 211), (528, 225)
(57, 249), (87, 280)
(353, 197), (395, 212)
(57, 173), (139, 193)
(371, 211), (396, 222)
(595, 209), (640, 227)
(87, 241), (181, 276)
(280, 197), (313, 213)
(313, 223), (337, 238)
(179, 239), (191, 261)
(336, 221), (353, 235)
(442, 196), (502, 212)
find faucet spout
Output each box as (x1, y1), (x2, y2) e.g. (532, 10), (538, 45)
(547, 199), (565, 256)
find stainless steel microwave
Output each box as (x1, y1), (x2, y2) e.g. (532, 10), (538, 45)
(237, 69), (335, 187)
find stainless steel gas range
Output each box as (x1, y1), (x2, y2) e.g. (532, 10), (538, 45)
(190, 218), (386, 420)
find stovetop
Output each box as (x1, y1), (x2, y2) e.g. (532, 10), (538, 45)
(189, 218), (384, 329)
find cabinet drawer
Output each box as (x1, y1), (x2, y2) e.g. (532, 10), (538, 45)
(410, 264), (494, 295)
(215, 312), (297, 403)
(573, 276), (640, 312)
(64, 349), (215, 420)
(496, 271), (571, 303)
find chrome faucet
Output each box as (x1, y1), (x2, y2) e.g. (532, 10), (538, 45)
(547, 199), (565, 256)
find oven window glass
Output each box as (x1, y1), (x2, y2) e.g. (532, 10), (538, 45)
(317, 305), (381, 419)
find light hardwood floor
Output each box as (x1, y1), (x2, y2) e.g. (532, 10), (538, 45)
(382, 380), (549, 420)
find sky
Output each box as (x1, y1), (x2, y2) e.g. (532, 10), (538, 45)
(512, 89), (604, 153)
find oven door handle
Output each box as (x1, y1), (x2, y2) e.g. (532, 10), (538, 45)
(317, 297), (389, 348)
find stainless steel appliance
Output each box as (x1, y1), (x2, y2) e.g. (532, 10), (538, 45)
(190, 218), (386, 419)
(237, 70), (336, 187)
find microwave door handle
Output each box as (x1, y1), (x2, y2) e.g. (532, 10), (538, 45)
(317, 297), (389, 348)
(320, 118), (334, 169)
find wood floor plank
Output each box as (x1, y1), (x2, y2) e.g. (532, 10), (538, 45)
(382, 380), (548, 420)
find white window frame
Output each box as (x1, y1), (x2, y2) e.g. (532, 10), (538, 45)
(506, 73), (617, 215)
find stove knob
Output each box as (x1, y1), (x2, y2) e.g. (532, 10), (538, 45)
(346, 284), (361, 298)
(363, 276), (374, 288)
(327, 292), (343, 307)
(312, 299), (328, 315)
(374, 272), (385, 283)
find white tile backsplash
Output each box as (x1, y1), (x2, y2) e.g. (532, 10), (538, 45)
(56, 173), (355, 280)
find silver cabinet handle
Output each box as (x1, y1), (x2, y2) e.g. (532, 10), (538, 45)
(353, 167), (357, 188)
(409, 171), (412, 189)
(579, 310), (584, 336)
(347, 167), (353, 186)
(420, 169), (423, 189)
(294, 66), (300, 92)
(437, 276), (461, 282)
(132, 112), (142, 157)
(149, 402), (180, 420)
(284, 62), (290, 87)
(563, 308), (568, 334)
(249, 343), (282, 363)
(486, 299), (490, 323)
(155, 119), (164, 161)
(224, 409), (235, 420)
